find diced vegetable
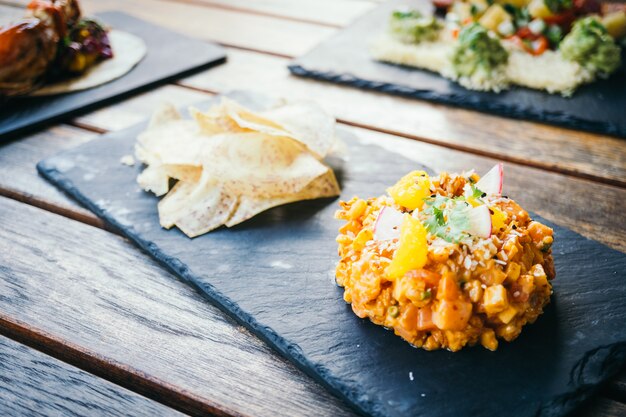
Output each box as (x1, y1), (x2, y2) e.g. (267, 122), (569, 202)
(528, 0), (554, 18)
(386, 215), (428, 279)
(466, 204), (492, 238)
(479, 4), (512, 32)
(490, 206), (508, 232)
(452, 23), (509, 77)
(389, 9), (443, 43)
(475, 163), (503, 196)
(528, 18), (546, 34)
(387, 170), (431, 210)
(416, 307), (436, 330)
(495, 0), (531, 8)
(602, 11), (626, 40)
(483, 284), (509, 315)
(436, 274), (461, 300)
(498, 20), (515, 36)
(561, 17), (621, 75)
(433, 299), (473, 330)
(373, 206), (404, 241)
(544, 0), (573, 13)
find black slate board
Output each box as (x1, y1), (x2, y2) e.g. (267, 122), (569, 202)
(0, 12), (225, 141)
(288, 0), (626, 138)
(38, 93), (626, 417)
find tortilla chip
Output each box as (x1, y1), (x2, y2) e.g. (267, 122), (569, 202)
(225, 169), (340, 227)
(136, 98), (342, 237)
(200, 132), (330, 198)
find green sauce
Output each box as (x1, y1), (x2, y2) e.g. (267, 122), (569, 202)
(452, 23), (509, 78)
(389, 9), (442, 44)
(561, 17), (621, 76)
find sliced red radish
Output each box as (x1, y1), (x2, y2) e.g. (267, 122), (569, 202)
(466, 205), (492, 238)
(475, 163), (503, 196)
(373, 206), (404, 241)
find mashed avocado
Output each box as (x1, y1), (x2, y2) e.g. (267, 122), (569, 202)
(452, 23), (509, 77)
(560, 17), (621, 76)
(389, 9), (442, 44)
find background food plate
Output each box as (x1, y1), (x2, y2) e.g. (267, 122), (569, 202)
(0, 12), (225, 141)
(288, 0), (626, 139)
(37, 93), (626, 417)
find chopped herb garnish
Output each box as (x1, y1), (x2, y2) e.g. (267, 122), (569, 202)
(420, 289), (432, 301)
(422, 195), (471, 243)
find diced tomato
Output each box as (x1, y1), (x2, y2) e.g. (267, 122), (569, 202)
(436, 275), (460, 301)
(405, 269), (441, 288)
(451, 28), (459, 39)
(509, 34), (549, 55)
(544, 10), (576, 30)
(516, 27), (533, 39)
(417, 307), (436, 331)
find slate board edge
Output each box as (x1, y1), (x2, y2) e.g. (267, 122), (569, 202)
(0, 11), (227, 142)
(36, 133), (626, 417)
(287, 63), (624, 139)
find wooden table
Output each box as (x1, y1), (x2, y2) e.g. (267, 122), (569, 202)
(1, 1), (625, 416)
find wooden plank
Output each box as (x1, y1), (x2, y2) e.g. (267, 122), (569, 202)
(178, 48), (626, 188)
(0, 85), (211, 226)
(159, 0), (377, 27)
(0, 335), (182, 417)
(0, 125), (103, 227)
(73, 84), (210, 132)
(78, 0), (335, 57)
(0, 196), (355, 417)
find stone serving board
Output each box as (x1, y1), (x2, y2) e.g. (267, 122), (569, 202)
(38, 93), (626, 417)
(0, 12), (225, 141)
(288, 0), (626, 139)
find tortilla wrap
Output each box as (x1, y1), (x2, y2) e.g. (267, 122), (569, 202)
(31, 30), (146, 96)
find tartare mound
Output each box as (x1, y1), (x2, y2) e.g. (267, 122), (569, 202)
(334, 165), (555, 351)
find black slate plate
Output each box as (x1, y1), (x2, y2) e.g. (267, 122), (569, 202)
(0, 12), (225, 141)
(288, 0), (626, 138)
(37, 93), (626, 417)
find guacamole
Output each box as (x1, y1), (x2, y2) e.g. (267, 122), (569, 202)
(452, 23), (509, 77)
(561, 17), (621, 76)
(389, 9), (442, 44)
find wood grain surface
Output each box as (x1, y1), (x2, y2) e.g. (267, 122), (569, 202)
(0, 335), (182, 417)
(178, 48), (626, 187)
(0, 196), (353, 417)
(80, 0), (335, 57)
(0, 0), (624, 415)
(158, 0), (378, 27)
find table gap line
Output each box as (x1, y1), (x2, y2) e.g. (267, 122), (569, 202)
(172, 82), (626, 189)
(0, 314), (243, 417)
(0, 186), (108, 231)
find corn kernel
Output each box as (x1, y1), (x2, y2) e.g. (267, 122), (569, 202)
(505, 262), (521, 283)
(498, 306), (518, 324)
(480, 328), (498, 351)
(483, 284), (508, 315)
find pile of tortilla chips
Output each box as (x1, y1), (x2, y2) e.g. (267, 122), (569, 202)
(135, 98), (341, 238)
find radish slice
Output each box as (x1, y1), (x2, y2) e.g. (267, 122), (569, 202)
(466, 205), (492, 238)
(373, 206), (404, 241)
(475, 163), (503, 196)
